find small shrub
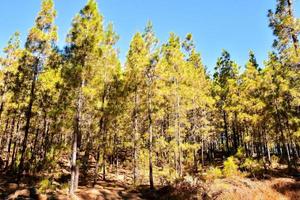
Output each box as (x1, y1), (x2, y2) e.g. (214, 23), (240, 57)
(60, 183), (69, 191)
(223, 156), (239, 177)
(39, 179), (52, 193)
(235, 147), (246, 159)
(157, 166), (177, 186)
(270, 155), (279, 168)
(242, 158), (255, 170)
(205, 166), (222, 181)
(241, 158), (261, 176)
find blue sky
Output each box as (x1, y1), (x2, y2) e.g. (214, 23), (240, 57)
(0, 0), (299, 73)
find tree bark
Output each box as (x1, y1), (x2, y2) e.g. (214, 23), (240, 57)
(133, 89), (139, 186)
(6, 115), (15, 169)
(70, 80), (84, 195)
(175, 78), (182, 177)
(223, 111), (229, 155)
(18, 62), (38, 180)
(287, 0), (299, 57)
(148, 83), (154, 190)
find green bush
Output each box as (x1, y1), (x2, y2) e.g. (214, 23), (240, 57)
(271, 155), (279, 168)
(39, 179), (52, 193)
(60, 183), (69, 191)
(241, 157), (268, 177)
(235, 147), (246, 159)
(205, 166), (222, 180)
(223, 156), (239, 177)
(157, 166), (177, 185)
(241, 158), (261, 175)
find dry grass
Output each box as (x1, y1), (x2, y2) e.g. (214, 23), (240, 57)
(199, 174), (300, 200)
(1, 155), (299, 200)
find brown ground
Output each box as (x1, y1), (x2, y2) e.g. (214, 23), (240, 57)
(1, 173), (299, 200)
(207, 177), (300, 200)
(1, 155), (299, 200)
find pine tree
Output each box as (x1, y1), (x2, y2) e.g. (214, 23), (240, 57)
(142, 21), (159, 189)
(65, 0), (103, 194)
(268, 0), (300, 167)
(268, 0), (300, 58)
(239, 51), (265, 158)
(182, 33), (214, 170)
(213, 50), (239, 155)
(158, 33), (187, 177)
(90, 22), (121, 181)
(18, 0), (57, 178)
(124, 32), (149, 186)
(0, 32), (27, 170)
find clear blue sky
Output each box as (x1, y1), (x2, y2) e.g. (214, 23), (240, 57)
(1, 0), (299, 72)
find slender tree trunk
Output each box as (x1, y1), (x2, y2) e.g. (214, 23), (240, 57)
(133, 89), (139, 186)
(70, 80), (84, 195)
(0, 101), (4, 126)
(287, 0), (299, 57)
(223, 111), (229, 155)
(94, 97), (106, 185)
(148, 84), (154, 190)
(175, 79), (182, 177)
(11, 140), (17, 170)
(100, 86), (109, 181)
(41, 111), (48, 161)
(6, 115), (16, 169)
(10, 116), (20, 170)
(1, 118), (9, 152)
(94, 145), (101, 186)
(201, 139), (204, 167)
(70, 128), (78, 195)
(193, 148), (197, 172)
(31, 127), (39, 165)
(292, 142), (299, 159)
(82, 133), (91, 176)
(116, 154), (119, 176)
(266, 141), (271, 164)
(102, 130), (107, 181)
(232, 112), (238, 153)
(18, 64), (38, 179)
(275, 103), (291, 169)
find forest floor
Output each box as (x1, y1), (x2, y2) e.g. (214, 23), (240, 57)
(1, 169), (299, 200)
(0, 155), (300, 200)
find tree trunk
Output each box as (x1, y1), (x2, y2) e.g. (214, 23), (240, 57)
(201, 139), (204, 167)
(287, 0), (299, 57)
(94, 145), (101, 186)
(18, 63), (38, 179)
(102, 137), (107, 181)
(133, 89), (139, 186)
(70, 128), (78, 195)
(70, 80), (84, 195)
(175, 79), (182, 177)
(10, 117), (20, 170)
(223, 111), (229, 155)
(6, 115), (16, 169)
(148, 84), (154, 190)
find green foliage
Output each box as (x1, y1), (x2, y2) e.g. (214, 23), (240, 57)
(271, 155), (280, 168)
(241, 158), (262, 176)
(39, 179), (55, 193)
(235, 147), (246, 159)
(60, 183), (69, 191)
(205, 166), (222, 181)
(223, 156), (239, 177)
(156, 166), (178, 185)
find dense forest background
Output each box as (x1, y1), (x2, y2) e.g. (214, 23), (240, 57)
(0, 0), (299, 198)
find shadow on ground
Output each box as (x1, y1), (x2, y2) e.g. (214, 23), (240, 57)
(272, 179), (300, 200)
